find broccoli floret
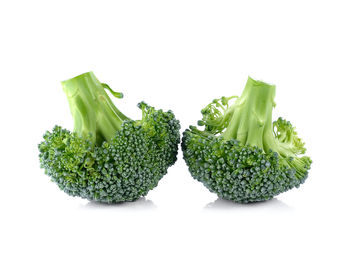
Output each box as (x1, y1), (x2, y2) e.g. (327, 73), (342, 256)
(182, 77), (312, 203)
(39, 72), (180, 203)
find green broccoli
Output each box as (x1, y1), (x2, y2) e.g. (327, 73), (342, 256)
(182, 77), (312, 203)
(39, 72), (180, 203)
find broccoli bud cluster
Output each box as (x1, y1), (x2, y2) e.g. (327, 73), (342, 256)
(39, 105), (180, 203)
(39, 72), (180, 203)
(182, 131), (308, 203)
(182, 77), (312, 202)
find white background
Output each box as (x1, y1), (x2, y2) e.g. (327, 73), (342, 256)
(1, 0), (349, 271)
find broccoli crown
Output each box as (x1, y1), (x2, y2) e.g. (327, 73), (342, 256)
(39, 72), (180, 203)
(182, 77), (312, 203)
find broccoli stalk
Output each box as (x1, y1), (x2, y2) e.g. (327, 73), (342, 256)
(216, 77), (311, 179)
(61, 72), (128, 145)
(222, 77), (276, 146)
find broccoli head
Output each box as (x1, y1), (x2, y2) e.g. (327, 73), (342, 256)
(39, 72), (180, 203)
(182, 77), (312, 203)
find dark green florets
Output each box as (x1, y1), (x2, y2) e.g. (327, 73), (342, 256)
(39, 72), (180, 203)
(182, 130), (307, 203)
(182, 77), (311, 203)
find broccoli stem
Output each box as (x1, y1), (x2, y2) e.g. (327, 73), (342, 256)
(220, 77), (311, 178)
(222, 77), (276, 150)
(61, 72), (129, 145)
(222, 77), (294, 156)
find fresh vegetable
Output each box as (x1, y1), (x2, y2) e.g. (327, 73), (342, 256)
(39, 72), (180, 203)
(182, 77), (312, 203)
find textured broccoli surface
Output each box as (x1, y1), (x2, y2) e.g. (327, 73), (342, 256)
(39, 72), (180, 203)
(182, 77), (312, 203)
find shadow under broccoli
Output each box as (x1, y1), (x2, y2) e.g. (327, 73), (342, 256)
(182, 77), (312, 203)
(39, 72), (180, 203)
